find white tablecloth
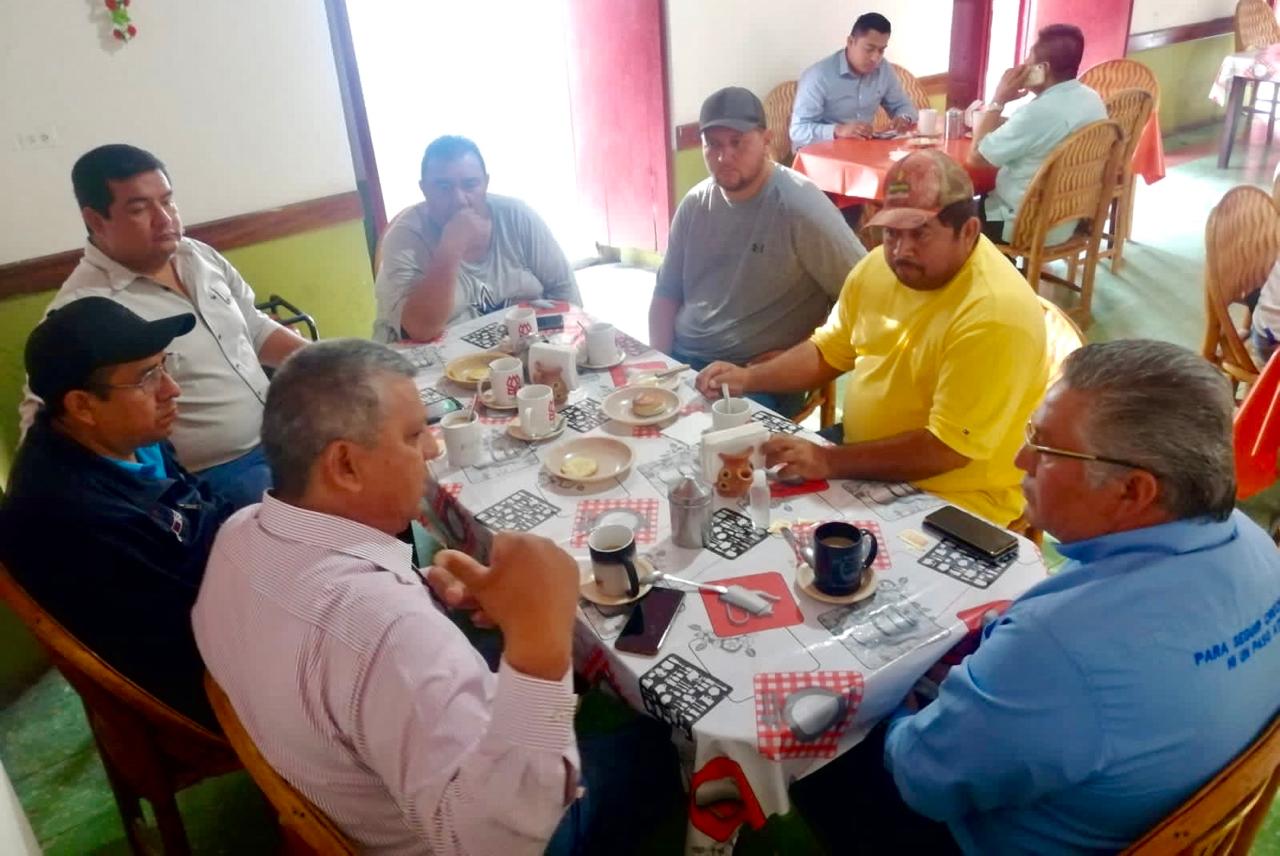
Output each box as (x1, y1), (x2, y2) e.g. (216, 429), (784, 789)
(411, 306), (1049, 853)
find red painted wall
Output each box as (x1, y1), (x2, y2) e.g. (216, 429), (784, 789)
(1025, 0), (1134, 71)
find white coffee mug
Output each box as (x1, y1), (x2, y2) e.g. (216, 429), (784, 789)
(711, 397), (752, 430)
(917, 108), (939, 136)
(488, 356), (524, 406)
(505, 307), (536, 346)
(440, 411), (482, 468)
(517, 384), (556, 437)
(588, 524), (641, 598)
(585, 323), (618, 366)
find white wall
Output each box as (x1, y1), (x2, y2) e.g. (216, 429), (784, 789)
(665, 0), (954, 126)
(1130, 0), (1236, 34)
(0, 0), (355, 265)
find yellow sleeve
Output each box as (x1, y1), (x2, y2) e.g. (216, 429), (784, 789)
(927, 320), (1047, 461)
(809, 265), (861, 372)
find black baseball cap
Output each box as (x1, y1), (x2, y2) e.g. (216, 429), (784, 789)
(699, 87), (767, 133)
(26, 297), (194, 404)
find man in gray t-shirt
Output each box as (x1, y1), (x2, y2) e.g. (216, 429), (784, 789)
(374, 135), (580, 343)
(650, 87), (865, 416)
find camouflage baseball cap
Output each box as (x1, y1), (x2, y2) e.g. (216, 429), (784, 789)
(867, 150), (975, 230)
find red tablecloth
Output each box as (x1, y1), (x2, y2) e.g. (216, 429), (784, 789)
(791, 138), (997, 202)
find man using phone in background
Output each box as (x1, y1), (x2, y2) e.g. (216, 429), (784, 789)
(790, 13), (919, 151)
(968, 24), (1106, 245)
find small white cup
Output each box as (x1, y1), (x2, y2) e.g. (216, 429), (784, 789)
(440, 411), (482, 468)
(585, 323), (618, 366)
(711, 397), (752, 430)
(505, 307), (536, 346)
(488, 356), (524, 406)
(517, 384), (556, 437)
(917, 108), (939, 136)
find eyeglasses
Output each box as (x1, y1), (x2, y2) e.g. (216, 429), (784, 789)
(100, 352), (180, 394)
(1023, 422), (1142, 470)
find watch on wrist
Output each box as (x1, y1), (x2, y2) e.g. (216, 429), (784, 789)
(987, 101), (1005, 114)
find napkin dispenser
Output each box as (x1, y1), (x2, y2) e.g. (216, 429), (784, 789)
(527, 341), (579, 404)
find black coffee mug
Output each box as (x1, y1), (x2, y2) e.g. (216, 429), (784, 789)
(587, 524), (641, 598)
(811, 521), (877, 596)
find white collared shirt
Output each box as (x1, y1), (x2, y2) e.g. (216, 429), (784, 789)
(193, 495), (580, 855)
(20, 238), (277, 471)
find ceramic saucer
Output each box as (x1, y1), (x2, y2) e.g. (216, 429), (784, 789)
(794, 566), (877, 605)
(577, 347), (626, 370)
(479, 388), (518, 411)
(507, 415), (567, 442)
(579, 556), (656, 607)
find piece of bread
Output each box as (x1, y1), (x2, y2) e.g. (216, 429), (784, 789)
(632, 390), (665, 417)
(561, 456), (599, 479)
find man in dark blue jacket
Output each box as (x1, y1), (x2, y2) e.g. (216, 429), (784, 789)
(0, 297), (236, 726)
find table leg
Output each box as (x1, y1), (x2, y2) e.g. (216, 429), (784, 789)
(1219, 76), (1248, 169)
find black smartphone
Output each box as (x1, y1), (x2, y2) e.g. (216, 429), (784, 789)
(536, 314), (565, 331)
(423, 395), (462, 425)
(923, 505), (1018, 561)
(615, 588), (685, 656)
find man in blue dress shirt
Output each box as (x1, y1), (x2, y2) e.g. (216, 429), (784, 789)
(796, 339), (1280, 854)
(790, 13), (919, 151)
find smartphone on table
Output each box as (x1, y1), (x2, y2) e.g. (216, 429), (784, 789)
(615, 588), (685, 656)
(423, 396), (462, 425)
(536, 314), (565, 332)
(923, 505), (1018, 561)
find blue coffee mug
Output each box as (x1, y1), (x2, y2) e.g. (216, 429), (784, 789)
(811, 521), (877, 595)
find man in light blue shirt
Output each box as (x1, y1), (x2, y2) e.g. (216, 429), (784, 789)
(969, 24), (1106, 245)
(789, 13), (918, 151)
(879, 340), (1280, 854)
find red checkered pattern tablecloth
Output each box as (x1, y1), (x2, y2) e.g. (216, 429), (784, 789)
(753, 671), (864, 760)
(789, 520), (891, 571)
(570, 498), (661, 547)
(631, 426), (661, 438)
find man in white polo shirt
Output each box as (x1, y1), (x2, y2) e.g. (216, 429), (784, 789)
(19, 144), (310, 507)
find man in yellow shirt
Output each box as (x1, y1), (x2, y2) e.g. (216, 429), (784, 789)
(696, 150), (1048, 525)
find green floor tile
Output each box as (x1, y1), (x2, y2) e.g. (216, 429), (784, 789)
(40, 805), (130, 856)
(0, 669), (94, 780)
(14, 744), (113, 842)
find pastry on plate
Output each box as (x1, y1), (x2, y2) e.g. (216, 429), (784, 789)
(631, 390), (666, 417)
(560, 456), (599, 479)
(461, 366), (491, 382)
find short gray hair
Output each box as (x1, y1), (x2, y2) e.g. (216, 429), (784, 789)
(262, 339), (415, 499)
(1059, 340), (1235, 521)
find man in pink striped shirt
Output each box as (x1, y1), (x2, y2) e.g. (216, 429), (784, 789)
(193, 340), (587, 854)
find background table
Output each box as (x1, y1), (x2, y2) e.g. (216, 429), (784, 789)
(1211, 46), (1280, 168)
(792, 137), (997, 202)
(410, 307), (1050, 852)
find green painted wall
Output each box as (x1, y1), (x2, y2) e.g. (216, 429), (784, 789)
(0, 219), (374, 484)
(1130, 34), (1231, 134)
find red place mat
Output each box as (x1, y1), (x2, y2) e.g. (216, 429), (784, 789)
(698, 572), (803, 638)
(571, 498), (661, 547)
(754, 671), (864, 760)
(788, 520), (891, 572)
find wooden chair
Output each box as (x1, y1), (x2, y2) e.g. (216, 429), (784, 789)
(763, 81), (798, 165)
(1235, 0), (1280, 145)
(994, 119), (1127, 327)
(872, 64), (932, 132)
(1203, 185), (1280, 395)
(1123, 713), (1280, 855)
(372, 206), (412, 276)
(1272, 164), (1280, 208)
(792, 380), (838, 430)
(1093, 89), (1155, 274)
(205, 674), (357, 855)
(0, 564), (240, 855)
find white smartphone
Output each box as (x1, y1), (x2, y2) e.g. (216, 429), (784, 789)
(1024, 62), (1047, 87)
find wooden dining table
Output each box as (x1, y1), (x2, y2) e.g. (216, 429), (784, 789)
(791, 137), (997, 203)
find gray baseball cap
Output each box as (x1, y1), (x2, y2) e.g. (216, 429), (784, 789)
(699, 87), (766, 133)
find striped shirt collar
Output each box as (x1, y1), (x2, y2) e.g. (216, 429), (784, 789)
(257, 492), (416, 584)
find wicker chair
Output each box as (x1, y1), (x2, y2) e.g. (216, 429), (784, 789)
(994, 119), (1127, 327)
(1235, 0), (1280, 145)
(1080, 60), (1161, 271)
(1094, 89), (1155, 273)
(791, 380), (838, 430)
(1203, 185), (1280, 395)
(872, 64), (932, 132)
(205, 674), (357, 855)
(1122, 714), (1280, 855)
(0, 564), (240, 855)
(763, 81), (798, 165)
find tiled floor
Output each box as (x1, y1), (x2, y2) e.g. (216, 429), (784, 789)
(5, 123), (1280, 854)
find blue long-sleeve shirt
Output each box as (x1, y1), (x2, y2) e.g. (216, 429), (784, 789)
(789, 50), (919, 150)
(885, 510), (1280, 855)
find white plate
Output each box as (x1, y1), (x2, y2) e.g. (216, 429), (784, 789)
(794, 565), (877, 605)
(544, 437), (635, 484)
(579, 556), (655, 607)
(577, 347), (626, 370)
(444, 351), (507, 386)
(479, 389), (518, 411)
(506, 415), (567, 442)
(627, 369), (683, 391)
(601, 386), (681, 426)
